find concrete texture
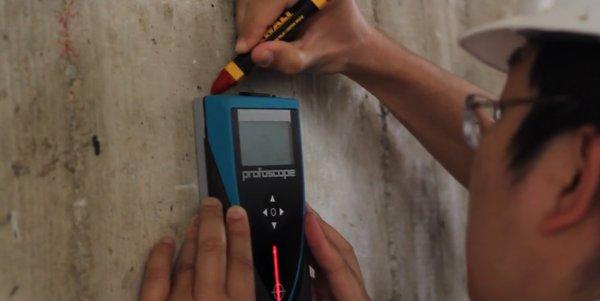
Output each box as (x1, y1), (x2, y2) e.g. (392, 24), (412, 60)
(0, 0), (516, 300)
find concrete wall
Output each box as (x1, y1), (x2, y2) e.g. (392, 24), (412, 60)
(0, 0), (515, 300)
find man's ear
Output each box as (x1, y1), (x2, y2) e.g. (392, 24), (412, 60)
(541, 127), (600, 233)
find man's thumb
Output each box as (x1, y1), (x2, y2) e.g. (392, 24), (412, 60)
(251, 41), (309, 75)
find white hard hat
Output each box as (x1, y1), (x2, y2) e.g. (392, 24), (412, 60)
(459, 0), (600, 72)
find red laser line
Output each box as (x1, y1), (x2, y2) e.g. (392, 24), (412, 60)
(272, 245), (282, 301)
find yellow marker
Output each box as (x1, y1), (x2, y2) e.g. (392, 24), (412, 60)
(224, 62), (245, 81)
(312, 0), (327, 9)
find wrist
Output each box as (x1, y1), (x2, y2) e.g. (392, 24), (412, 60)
(342, 27), (412, 84)
(312, 21), (379, 75)
(341, 25), (385, 78)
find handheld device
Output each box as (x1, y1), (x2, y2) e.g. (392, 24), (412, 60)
(193, 93), (311, 301)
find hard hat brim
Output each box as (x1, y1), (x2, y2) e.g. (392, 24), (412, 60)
(459, 11), (600, 72)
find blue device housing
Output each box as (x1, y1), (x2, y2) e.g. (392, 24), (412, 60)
(193, 94), (310, 301)
(203, 95), (300, 206)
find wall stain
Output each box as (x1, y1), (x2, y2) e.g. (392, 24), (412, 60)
(120, 266), (136, 289)
(163, 3), (174, 20)
(371, 0), (381, 25)
(58, 0), (94, 300)
(57, 0), (78, 59)
(39, 155), (60, 177)
(0, 213), (10, 227)
(137, 7), (149, 33)
(8, 285), (19, 298)
(378, 103), (398, 301)
(11, 162), (30, 177)
(92, 135), (100, 156)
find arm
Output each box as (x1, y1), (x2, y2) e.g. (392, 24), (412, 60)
(236, 0), (489, 186)
(344, 28), (488, 185)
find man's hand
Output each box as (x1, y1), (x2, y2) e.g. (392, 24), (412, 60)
(305, 206), (371, 300)
(235, 0), (374, 75)
(139, 198), (254, 301)
(139, 198), (369, 301)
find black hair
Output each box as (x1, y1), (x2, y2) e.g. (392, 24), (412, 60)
(508, 33), (600, 174)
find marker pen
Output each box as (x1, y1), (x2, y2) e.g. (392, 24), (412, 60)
(210, 0), (328, 94)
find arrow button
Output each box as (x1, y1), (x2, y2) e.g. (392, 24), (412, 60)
(269, 195), (276, 203)
(262, 209), (268, 217)
(271, 222), (277, 230)
(279, 208), (284, 216)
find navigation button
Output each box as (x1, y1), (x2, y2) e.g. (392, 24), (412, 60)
(279, 208), (284, 216)
(269, 195), (276, 203)
(271, 222), (277, 230)
(263, 209), (268, 217)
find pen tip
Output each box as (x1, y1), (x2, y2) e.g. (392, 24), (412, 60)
(210, 69), (237, 94)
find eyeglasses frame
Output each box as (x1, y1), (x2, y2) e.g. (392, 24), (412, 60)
(463, 94), (572, 149)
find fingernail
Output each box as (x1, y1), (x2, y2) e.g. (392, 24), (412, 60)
(257, 51), (273, 67)
(160, 235), (175, 245)
(201, 197), (220, 207)
(305, 211), (320, 228)
(235, 39), (247, 53)
(306, 204), (320, 218)
(227, 206), (246, 220)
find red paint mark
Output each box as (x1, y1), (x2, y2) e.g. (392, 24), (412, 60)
(57, 3), (78, 60)
(272, 245), (282, 301)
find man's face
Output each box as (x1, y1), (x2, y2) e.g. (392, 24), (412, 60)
(466, 47), (551, 300)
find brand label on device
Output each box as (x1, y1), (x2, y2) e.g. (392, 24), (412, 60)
(242, 168), (296, 181)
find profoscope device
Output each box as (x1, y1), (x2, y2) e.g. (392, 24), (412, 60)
(193, 93), (311, 301)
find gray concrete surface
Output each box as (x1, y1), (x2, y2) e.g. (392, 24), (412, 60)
(0, 0), (516, 300)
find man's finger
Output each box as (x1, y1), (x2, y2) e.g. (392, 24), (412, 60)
(310, 276), (335, 301)
(251, 40), (310, 75)
(170, 216), (199, 299)
(194, 198), (227, 299)
(140, 236), (175, 301)
(308, 259), (335, 301)
(236, 0), (299, 53)
(225, 206), (255, 300)
(235, 0), (249, 30)
(305, 211), (366, 301)
(309, 206), (364, 282)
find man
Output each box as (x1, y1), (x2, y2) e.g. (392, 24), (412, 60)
(140, 0), (600, 300)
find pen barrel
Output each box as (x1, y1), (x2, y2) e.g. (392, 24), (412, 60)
(262, 0), (321, 42)
(233, 53), (254, 75)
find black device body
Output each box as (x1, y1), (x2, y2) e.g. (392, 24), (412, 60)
(194, 94), (311, 301)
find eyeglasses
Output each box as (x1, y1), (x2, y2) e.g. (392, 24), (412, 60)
(462, 94), (570, 149)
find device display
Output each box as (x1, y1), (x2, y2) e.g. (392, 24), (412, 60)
(238, 109), (294, 166)
(193, 93), (311, 301)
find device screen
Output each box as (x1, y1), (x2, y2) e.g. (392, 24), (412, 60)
(238, 109), (294, 166)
